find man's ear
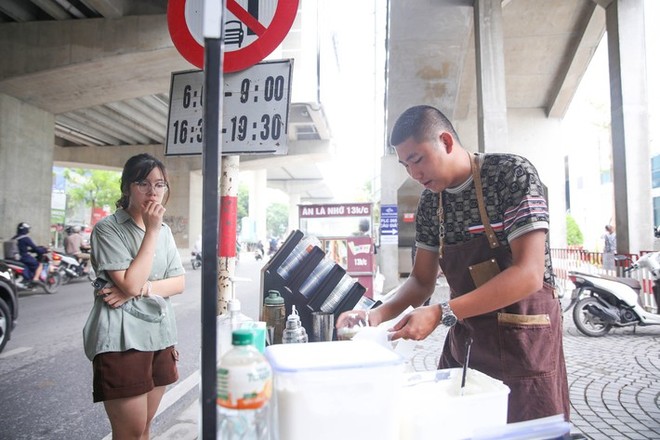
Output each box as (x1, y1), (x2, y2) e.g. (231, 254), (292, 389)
(439, 131), (454, 153)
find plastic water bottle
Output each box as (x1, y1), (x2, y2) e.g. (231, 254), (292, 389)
(217, 329), (273, 440)
(262, 290), (286, 345)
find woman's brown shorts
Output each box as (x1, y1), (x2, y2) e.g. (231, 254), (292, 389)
(92, 346), (179, 402)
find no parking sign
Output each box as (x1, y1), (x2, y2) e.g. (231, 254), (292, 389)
(168, 0), (299, 72)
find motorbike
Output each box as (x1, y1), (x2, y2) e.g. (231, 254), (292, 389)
(1, 251), (61, 294)
(191, 241), (241, 268)
(565, 252), (660, 337)
(191, 251), (201, 270)
(53, 249), (93, 284)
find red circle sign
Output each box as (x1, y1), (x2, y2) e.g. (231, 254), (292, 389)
(168, 0), (299, 73)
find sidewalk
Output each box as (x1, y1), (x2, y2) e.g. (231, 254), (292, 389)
(152, 277), (660, 440)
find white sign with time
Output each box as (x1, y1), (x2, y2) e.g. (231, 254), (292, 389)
(165, 59), (293, 156)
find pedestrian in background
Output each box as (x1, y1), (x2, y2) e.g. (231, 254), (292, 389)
(603, 224), (617, 271)
(83, 153), (185, 439)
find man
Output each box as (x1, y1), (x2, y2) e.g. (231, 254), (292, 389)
(338, 105), (569, 423)
(64, 225), (91, 273)
(602, 224), (617, 271)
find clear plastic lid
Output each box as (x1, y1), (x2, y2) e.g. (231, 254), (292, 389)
(265, 340), (403, 373)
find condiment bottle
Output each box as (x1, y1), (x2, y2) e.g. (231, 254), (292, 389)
(262, 289), (286, 345)
(282, 305), (308, 344)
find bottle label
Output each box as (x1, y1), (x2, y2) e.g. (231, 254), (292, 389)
(217, 363), (272, 409)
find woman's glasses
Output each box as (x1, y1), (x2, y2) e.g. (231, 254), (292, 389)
(134, 180), (169, 194)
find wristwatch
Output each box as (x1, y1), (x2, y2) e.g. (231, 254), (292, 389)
(440, 301), (458, 327)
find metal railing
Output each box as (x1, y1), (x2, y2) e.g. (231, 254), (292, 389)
(551, 248), (658, 313)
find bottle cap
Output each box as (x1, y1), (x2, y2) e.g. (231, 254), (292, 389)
(228, 298), (241, 312)
(265, 290), (284, 305)
(287, 305), (301, 321)
(232, 329), (254, 346)
(285, 305), (303, 329)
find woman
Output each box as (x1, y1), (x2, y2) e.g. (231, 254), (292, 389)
(83, 153), (185, 439)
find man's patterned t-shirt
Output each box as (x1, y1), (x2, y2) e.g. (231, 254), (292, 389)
(415, 153), (554, 285)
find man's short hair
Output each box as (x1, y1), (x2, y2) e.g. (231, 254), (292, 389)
(390, 105), (460, 147)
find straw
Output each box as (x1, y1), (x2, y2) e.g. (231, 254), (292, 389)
(460, 337), (473, 396)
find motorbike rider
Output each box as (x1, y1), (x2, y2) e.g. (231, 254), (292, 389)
(268, 237), (278, 256)
(12, 222), (46, 287)
(64, 225), (91, 274)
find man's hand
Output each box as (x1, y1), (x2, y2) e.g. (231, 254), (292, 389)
(336, 309), (370, 329)
(387, 304), (442, 341)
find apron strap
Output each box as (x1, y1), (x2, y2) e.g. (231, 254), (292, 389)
(471, 154), (500, 249)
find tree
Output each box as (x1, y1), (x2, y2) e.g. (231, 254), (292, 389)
(237, 183), (249, 234)
(267, 202), (288, 238)
(64, 168), (121, 222)
(566, 213), (584, 247)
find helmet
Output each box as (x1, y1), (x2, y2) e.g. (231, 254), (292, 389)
(72, 225), (81, 233)
(16, 222), (30, 235)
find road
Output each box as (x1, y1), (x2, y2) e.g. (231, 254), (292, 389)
(0, 252), (264, 440)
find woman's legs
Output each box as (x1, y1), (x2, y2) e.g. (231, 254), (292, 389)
(103, 386), (166, 440)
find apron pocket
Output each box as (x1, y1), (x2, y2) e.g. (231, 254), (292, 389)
(497, 312), (555, 379)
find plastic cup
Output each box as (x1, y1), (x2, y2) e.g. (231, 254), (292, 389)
(311, 312), (335, 342)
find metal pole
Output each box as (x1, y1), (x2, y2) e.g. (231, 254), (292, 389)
(201, 0), (225, 438)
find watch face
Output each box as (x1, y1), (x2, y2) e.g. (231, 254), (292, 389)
(441, 302), (457, 327)
(442, 314), (458, 326)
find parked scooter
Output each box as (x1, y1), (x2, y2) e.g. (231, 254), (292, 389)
(53, 250), (93, 284)
(565, 252), (660, 336)
(1, 252), (61, 294)
(191, 251), (201, 270)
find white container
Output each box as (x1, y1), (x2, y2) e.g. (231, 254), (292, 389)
(399, 368), (510, 440)
(265, 340), (405, 440)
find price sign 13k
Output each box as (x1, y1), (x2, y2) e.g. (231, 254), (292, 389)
(165, 59), (293, 156)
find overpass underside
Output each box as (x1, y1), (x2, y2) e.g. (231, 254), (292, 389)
(0, 1), (652, 294)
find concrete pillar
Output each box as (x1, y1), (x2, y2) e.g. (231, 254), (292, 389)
(0, 93), (54, 247)
(605, 0), (651, 253)
(247, 169), (268, 243)
(379, 154), (410, 292)
(474, 0), (508, 152)
(162, 156), (193, 249)
(507, 110), (567, 249)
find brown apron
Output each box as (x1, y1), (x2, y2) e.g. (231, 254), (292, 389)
(437, 155), (570, 423)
